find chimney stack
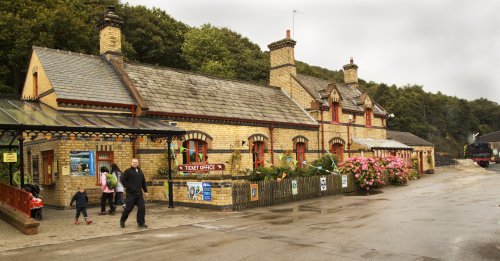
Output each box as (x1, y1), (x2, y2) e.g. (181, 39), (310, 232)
(268, 30), (297, 95)
(343, 57), (359, 87)
(97, 6), (124, 62)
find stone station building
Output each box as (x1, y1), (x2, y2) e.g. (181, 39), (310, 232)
(19, 7), (412, 209)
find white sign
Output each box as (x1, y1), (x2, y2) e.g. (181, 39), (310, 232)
(342, 175), (348, 188)
(291, 180), (298, 195)
(320, 177), (327, 191)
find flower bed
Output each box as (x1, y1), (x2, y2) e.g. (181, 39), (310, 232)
(378, 156), (409, 186)
(338, 157), (384, 191)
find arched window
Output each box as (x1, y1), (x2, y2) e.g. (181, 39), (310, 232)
(331, 143), (344, 162)
(182, 139), (207, 164)
(296, 142), (306, 168)
(252, 141), (265, 170)
(365, 108), (372, 127)
(331, 102), (340, 123)
(32, 72), (38, 99)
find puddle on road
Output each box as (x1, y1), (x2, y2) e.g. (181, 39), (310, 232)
(344, 190), (384, 196)
(475, 242), (500, 260)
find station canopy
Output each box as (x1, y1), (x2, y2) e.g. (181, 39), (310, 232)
(352, 138), (412, 150)
(0, 98), (185, 147)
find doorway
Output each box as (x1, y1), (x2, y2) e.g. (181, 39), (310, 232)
(41, 150), (54, 185)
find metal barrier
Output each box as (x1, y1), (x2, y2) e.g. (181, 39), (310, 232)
(0, 183), (32, 217)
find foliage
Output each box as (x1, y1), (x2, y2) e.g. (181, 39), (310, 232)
(182, 24), (269, 83)
(378, 156), (409, 186)
(157, 147), (177, 177)
(408, 156), (420, 180)
(248, 154), (339, 181)
(296, 61), (344, 82)
(229, 149), (242, 174)
(0, 1), (499, 159)
(359, 82), (500, 156)
(338, 157), (384, 191)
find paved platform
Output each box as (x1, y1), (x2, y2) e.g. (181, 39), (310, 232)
(0, 202), (236, 251)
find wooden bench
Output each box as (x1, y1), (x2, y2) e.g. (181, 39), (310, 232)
(0, 202), (39, 235)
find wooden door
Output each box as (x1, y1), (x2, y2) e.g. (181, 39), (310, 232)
(41, 150), (54, 184)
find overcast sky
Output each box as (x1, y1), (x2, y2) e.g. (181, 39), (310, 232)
(123, 0), (500, 103)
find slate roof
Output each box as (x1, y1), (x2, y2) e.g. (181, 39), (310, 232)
(294, 74), (387, 116)
(387, 130), (434, 146)
(123, 62), (318, 126)
(352, 138), (412, 150)
(33, 46), (135, 105)
(478, 130), (500, 142)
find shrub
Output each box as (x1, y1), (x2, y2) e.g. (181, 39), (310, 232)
(379, 156), (409, 186)
(338, 157), (384, 191)
(248, 153), (339, 181)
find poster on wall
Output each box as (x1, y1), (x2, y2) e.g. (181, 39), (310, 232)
(291, 180), (298, 195)
(320, 177), (327, 191)
(187, 182), (203, 200)
(250, 183), (259, 201)
(70, 151), (95, 176)
(202, 182), (212, 201)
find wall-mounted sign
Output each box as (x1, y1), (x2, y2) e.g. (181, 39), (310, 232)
(62, 166), (70, 176)
(177, 163), (225, 172)
(70, 151), (95, 176)
(292, 180), (298, 195)
(342, 175), (348, 188)
(320, 177), (327, 191)
(250, 183), (259, 201)
(3, 152), (17, 163)
(202, 182), (212, 201)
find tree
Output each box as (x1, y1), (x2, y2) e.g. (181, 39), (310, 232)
(182, 24), (268, 83)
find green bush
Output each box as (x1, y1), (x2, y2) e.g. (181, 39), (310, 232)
(249, 154), (339, 181)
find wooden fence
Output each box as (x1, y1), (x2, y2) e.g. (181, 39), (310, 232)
(232, 174), (359, 211)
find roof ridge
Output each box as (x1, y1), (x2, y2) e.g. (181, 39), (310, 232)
(125, 60), (278, 91)
(33, 46), (100, 60)
(296, 73), (334, 83)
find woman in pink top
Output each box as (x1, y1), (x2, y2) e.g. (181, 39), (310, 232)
(99, 166), (115, 215)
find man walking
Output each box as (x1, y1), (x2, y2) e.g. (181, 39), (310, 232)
(120, 158), (149, 228)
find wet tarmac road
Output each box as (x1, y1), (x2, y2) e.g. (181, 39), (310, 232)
(1, 161), (500, 261)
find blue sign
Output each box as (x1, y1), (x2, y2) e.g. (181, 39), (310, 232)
(202, 182), (212, 201)
(88, 150), (95, 177)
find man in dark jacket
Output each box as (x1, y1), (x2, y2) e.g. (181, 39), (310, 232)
(70, 187), (92, 225)
(120, 158), (149, 228)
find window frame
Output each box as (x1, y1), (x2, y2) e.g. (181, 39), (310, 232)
(182, 139), (208, 164)
(252, 141), (265, 170)
(296, 142), (306, 168)
(32, 72), (38, 99)
(365, 108), (372, 127)
(331, 102), (340, 124)
(331, 143), (344, 162)
(96, 151), (114, 185)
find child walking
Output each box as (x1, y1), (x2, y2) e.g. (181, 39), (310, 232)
(70, 187), (92, 225)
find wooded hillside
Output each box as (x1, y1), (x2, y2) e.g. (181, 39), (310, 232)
(1, 0), (498, 155)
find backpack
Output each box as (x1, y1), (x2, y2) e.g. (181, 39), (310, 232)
(106, 173), (117, 189)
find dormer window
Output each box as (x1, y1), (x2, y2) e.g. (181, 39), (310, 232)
(331, 102), (339, 123)
(365, 108), (372, 127)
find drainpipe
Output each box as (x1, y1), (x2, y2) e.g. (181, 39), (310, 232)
(320, 107), (325, 155)
(18, 130), (25, 187)
(131, 136), (137, 158)
(269, 126), (274, 165)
